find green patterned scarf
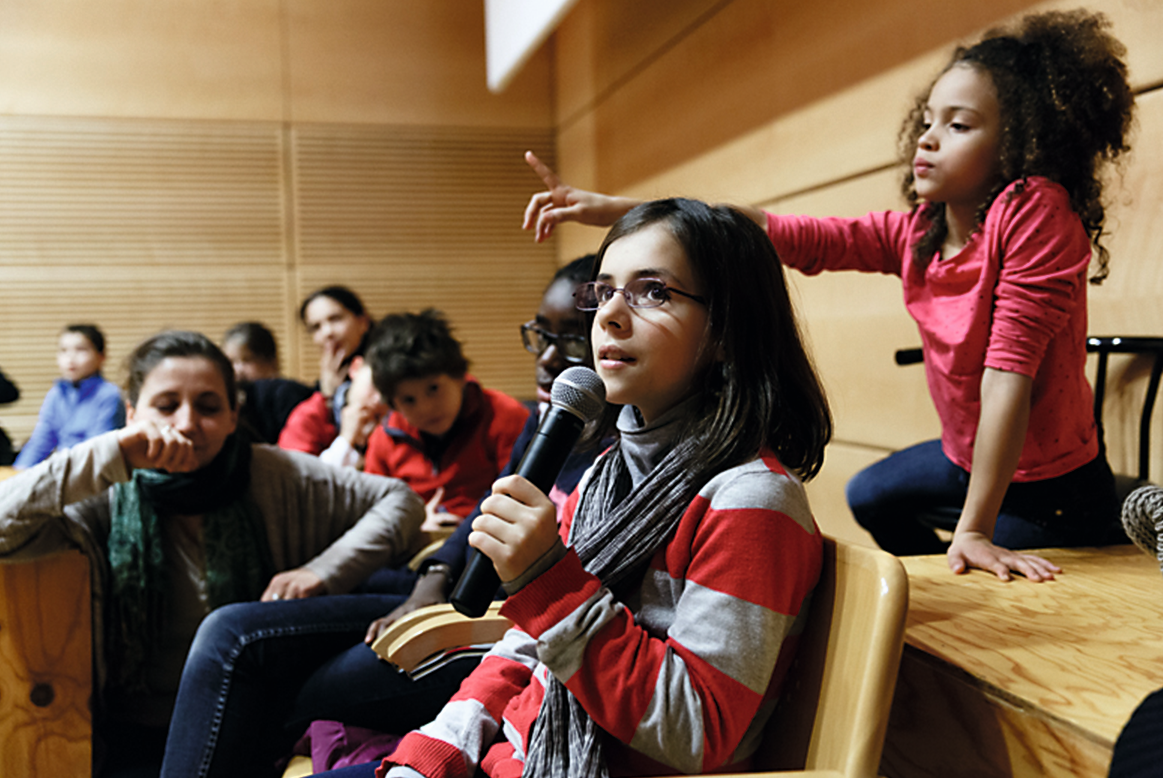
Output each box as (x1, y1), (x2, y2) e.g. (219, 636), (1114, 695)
(107, 434), (273, 692)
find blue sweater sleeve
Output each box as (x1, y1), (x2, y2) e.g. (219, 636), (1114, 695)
(13, 384), (65, 468)
(88, 380), (126, 435)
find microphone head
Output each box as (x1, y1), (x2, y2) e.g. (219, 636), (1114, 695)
(550, 366), (606, 423)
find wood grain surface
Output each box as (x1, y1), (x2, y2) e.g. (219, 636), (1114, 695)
(882, 545), (1163, 778)
(0, 551), (92, 775)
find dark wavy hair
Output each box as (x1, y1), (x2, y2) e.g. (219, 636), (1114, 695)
(585, 198), (832, 482)
(298, 285), (372, 363)
(64, 323), (106, 355)
(298, 285), (367, 322)
(125, 330), (237, 410)
(899, 9), (1134, 283)
(366, 309), (470, 402)
(223, 321), (278, 365)
(554, 254), (596, 288)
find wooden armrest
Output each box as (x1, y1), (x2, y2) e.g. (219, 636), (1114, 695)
(369, 602), (511, 673)
(405, 527), (457, 571)
(406, 536), (451, 571)
(0, 551), (92, 775)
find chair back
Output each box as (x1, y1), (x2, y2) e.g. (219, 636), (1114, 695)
(755, 536), (908, 778)
(1087, 336), (1163, 500)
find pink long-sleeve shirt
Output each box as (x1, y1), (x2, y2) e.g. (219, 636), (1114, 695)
(766, 177), (1096, 481)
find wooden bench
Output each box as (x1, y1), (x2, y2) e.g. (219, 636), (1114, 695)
(881, 546), (1163, 778)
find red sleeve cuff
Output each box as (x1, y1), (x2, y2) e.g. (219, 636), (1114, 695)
(500, 548), (602, 638)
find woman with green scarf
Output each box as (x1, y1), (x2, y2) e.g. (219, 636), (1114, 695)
(0, 330), (425, 776)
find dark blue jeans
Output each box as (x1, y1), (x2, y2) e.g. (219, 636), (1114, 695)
(159, 595), (479, 778)
(846, 439), (1122, 556)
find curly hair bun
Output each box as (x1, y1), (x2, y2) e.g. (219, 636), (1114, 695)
(1000, 9), (1133, 163)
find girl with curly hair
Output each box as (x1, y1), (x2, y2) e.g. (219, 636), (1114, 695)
(522, 9), (1136, 583)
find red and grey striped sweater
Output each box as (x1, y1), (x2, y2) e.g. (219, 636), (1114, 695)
(381, 450), (822, 778)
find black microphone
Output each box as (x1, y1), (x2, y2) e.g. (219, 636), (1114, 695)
(449, 366), (606, 617)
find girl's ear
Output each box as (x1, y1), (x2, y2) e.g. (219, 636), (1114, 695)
(125, 401), (136, 424)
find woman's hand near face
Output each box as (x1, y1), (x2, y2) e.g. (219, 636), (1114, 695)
(338, 394), (382, 450)
(117, 420), (201, 473)
(318, 342), (349, 400)
(262, 567), (327, 601)
(469, 475), (559, 584)
(522, 151), (642, 243)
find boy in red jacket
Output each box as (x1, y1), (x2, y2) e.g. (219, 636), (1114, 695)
(362, 309), (529, 532)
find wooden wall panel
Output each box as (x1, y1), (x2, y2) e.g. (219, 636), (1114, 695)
(0, 122), (559, 448)
(0, 116), (286, 266)
(0, 264), (294, 440)
(0, 0), (284, 120)
(291, 126), (559, 401)
(1088, 88), (1163, 484)
(616, 0), (1163, 210)
(554, 0), (1045, 194)
(0, 0), (558, 127)
(284, 0), (554, 128)
(0, 2), (558, 456)
(0, 116), (291, 445)
(552, 0), (727, 126)
(543, 112), (605, 264)
(804, 442), (883, 549)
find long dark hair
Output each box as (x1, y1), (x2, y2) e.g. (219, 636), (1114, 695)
(125, 330), (237, 410)
(900, 9), (1134, 283)
(298, 285), (373, 362)
(586, 198), (831, 481)
(298, 285), (368, 321)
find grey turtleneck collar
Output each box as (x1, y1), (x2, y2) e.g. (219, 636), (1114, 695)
(615, 397), (700, 489)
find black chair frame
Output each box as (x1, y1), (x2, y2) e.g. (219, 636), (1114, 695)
(893, 336), (1163, 533)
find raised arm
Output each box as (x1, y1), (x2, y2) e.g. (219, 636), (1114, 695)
(0, 425), (187, 559)
(523, 151), (766, 241)
(521, 151), (641, 242)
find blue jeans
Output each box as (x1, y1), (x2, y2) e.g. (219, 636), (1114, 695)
(159, 595), (479, 778)
(846, 439), (1122, 555)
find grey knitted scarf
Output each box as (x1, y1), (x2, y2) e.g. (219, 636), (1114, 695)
(522, 403), (706, 778)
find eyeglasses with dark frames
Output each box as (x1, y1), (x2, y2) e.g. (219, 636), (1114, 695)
(574, 278), (707, 311)
(520, 321), (588, 364)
